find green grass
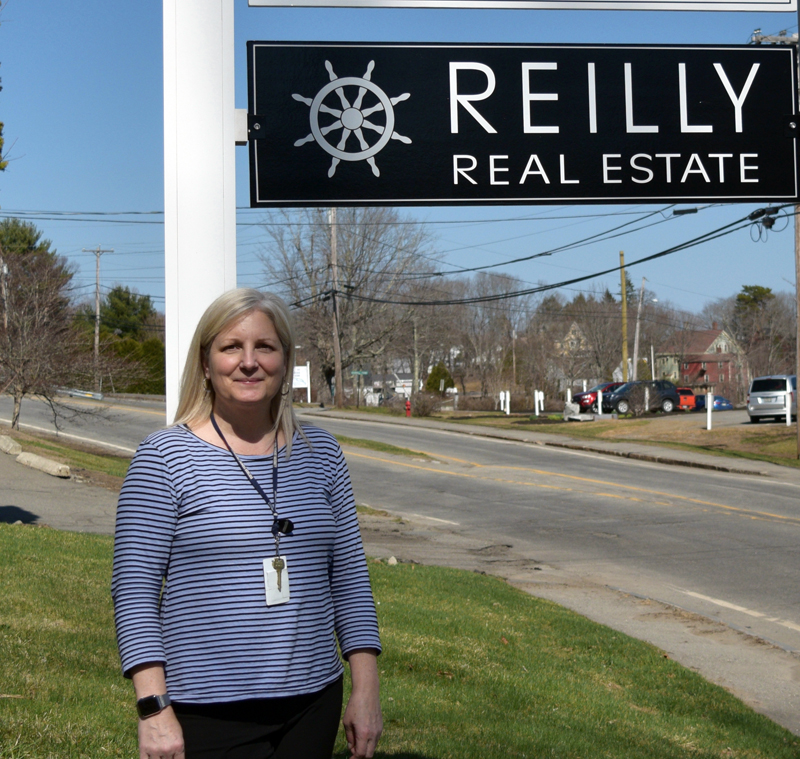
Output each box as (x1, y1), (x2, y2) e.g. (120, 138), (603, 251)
(1, 526), (797, 758)
(0, 427), (131, 482)
(335, 435), (432, 459)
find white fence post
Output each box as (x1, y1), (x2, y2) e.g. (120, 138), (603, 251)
(597, 389), (603, 413)
(506, 390), (511, 415)
(706, 392), (713, 430)
(499, 391), (505, 414)
(566, 388), (572, 404)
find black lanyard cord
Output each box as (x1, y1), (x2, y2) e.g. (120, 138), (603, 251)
(209, 413), (294, 540)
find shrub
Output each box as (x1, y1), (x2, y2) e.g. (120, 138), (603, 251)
(412, 393), (442, 417)
(425, 362), (455, 395)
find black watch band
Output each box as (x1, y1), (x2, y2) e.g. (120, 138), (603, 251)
(136, 693), (172, 719)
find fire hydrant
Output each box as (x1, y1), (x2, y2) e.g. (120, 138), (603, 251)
(405, 398), (412, 417)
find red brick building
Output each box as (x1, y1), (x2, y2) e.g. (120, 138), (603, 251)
(655, 326), (747, 397)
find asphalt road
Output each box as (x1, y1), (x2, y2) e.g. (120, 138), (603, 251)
(4, 394), (800, 732)
(4, 394), (799, 653)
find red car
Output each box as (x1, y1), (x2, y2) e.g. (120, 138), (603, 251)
(573, 382), (623, 411)
(677, 387), (696, 410)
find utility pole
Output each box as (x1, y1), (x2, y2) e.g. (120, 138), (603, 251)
(82, 246), (113, 393)
(329, 210), (344, 408)
(620, 251), (628, 383)
(0, 245), (8, 333)
(749, 27), (800, 456)
(632, 277), (647, 381)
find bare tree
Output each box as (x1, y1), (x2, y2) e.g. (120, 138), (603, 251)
(457, 274), (523, 397)
(0, 219), (94, 428)
(260, 207), (432, 402)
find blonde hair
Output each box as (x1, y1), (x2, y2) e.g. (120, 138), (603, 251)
(173, 288), (303, 456)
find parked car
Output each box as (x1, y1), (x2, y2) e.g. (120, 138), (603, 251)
(676, 387), (696, 410)
(602, 380), (681, 414)
(711, 395), (734, 411)
(694, 394), (733, 412)
(573, 382), (623, 412)
(747, 375), (797, 423)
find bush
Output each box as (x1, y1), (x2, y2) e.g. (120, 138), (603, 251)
(412, 393), (442, 417)
(425, 362), (455, 395)
(458, 396), (496, 412)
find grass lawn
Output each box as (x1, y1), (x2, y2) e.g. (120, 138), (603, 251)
(1, 525), (797, 758)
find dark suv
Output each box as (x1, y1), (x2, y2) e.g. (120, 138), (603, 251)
(601, 380), (681, 414)
(572, 382), (623, 412)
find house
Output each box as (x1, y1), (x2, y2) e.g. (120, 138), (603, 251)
(655, 325), (747, 392)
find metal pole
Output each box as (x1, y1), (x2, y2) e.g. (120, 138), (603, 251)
(620, 251), (628, 382)
(330, 208), (344, 408)
(0, 248), (8, 333)
(632, 277), (646, 381)
(795, 203), (800, 456)
(83, 246), (113, 393)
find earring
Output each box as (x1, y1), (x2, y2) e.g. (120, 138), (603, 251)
(203, 377), (212, 394)
(281, 380), (291, 396)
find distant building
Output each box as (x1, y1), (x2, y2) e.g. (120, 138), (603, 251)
(656, 325), (747, 392)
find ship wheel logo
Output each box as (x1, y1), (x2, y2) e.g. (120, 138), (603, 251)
(292, 60), (411, 178)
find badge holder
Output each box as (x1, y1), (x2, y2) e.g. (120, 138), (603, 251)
(264, 555), (290, 606)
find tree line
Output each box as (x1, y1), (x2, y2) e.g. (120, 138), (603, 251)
(262, 208), (797, 409)
(0, 218), (164, 428)
(1, 210), (795, 426)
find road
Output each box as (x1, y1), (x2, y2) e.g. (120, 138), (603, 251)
(5, 394), (800, 731)
(4, 394), (799, 651)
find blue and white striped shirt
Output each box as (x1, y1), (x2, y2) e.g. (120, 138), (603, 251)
(111, 424), (380, 703)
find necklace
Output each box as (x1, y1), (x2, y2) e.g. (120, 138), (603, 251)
(209, 413), (295, 548)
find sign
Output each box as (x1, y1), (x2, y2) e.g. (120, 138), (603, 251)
(248, 43), (798, 207)
(250, 0), (795, 11)
(293, 362), (312, 403)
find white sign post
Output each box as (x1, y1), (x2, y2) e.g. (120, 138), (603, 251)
(163, 0), (238, 423)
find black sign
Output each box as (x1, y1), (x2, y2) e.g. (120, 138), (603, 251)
(247, 42), (798, 206)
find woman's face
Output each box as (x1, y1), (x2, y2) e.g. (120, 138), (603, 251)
(203, 310), (287, 416)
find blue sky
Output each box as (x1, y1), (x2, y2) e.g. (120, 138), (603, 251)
(1, 0), (797, 315)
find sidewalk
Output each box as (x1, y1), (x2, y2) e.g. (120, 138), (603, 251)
(0, 449), (118, 533)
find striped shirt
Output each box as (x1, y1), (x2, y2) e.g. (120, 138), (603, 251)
(111, 424), (380, 703)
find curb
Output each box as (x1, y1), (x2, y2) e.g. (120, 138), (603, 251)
(0, 435), (22, 455)
(16, 452), (71, 479)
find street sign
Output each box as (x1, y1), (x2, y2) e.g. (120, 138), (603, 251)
(247, 42), (799, 207)
(250, 0), (795, 10)
(351, 370), (370, 375)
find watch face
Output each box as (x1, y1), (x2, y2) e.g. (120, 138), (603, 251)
(137, 695), (164, 718)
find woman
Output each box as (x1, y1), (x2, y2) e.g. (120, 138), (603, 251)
(112, 289), (382, 759)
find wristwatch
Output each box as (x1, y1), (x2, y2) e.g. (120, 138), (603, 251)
(136, 693), (172, 719)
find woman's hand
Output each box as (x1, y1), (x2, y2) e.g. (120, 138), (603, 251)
(131, 663), (184, 759)
(343, 649), (382, 759)
(138, 707), (185, 759)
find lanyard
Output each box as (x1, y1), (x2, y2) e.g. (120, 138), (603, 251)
(209, 413), (294, 552)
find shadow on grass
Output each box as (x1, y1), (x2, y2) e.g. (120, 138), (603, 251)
(336, 754), (435, 759)
(0, 505), (40, 524)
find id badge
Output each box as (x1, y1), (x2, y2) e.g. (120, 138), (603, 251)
(263, 556), (290, 606)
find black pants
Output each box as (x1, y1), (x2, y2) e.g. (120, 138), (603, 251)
(172, 677), (343, 759)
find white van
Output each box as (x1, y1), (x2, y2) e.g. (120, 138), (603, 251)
(747, 375), (797, 423)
